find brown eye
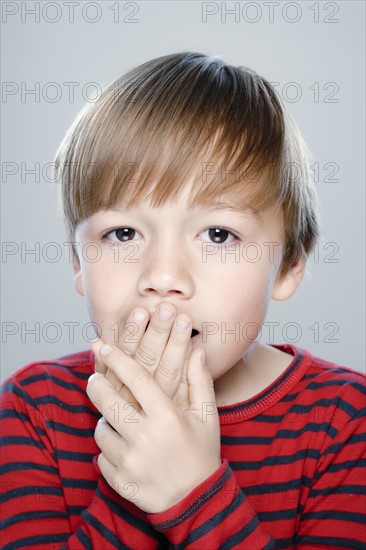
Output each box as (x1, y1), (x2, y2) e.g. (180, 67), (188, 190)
(199, 227), (239, 245)
(115, 228), (136, 242)
(208, 227), (232, 244)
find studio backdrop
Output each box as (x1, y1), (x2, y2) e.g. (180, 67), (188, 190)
(1, 0), (365, 378)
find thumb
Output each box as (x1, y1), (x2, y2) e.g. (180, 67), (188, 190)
(188, 348), (217, 415)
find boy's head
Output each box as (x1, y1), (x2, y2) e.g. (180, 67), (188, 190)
(55, 51), (319, 281)
(54, 52), (320, 380)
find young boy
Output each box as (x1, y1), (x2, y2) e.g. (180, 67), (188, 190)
(1, 52), (365, 549)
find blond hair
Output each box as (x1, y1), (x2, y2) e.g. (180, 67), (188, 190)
(54, 51), (320, 278)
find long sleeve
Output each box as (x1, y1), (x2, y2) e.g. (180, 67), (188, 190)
(147, 459), (275, 548)
(295, 376), (366, 548)
(0, 367), (167, 549)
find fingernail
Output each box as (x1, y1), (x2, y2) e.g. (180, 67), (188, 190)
(175, 317), (190, 331)
(100, 344), (112, 356)
(133, 310), (146, 324)
(158, 306), (174, 321)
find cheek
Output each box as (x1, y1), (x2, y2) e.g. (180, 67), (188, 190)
(212, 260), (275, 317)
(81, 262), (125, 316)
(81, 261), (144, 344)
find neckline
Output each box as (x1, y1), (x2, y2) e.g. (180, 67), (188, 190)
(217, 344), (313, 424)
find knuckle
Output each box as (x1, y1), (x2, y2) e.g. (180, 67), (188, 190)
(157, 360), (180, 381)
(133, 429), (148, 447)
(119, 450), (136, 473)
(94, 419), (106, 445)
(179, 371), (188, 385)
(110, 472), (121, 490)
(115, 448), (126, 469)
(162, 409), (179, 430)
(134, 346), (158, 368)
(86, 373), (95, 388)
(86, 373), (99, 395)
(151, 323), (170, 336)
(202, 380), (215, 391)
(121, 346), (135, 358)
(131, 370), (151, 388)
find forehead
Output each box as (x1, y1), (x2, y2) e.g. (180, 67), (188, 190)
(103, 185), (263, 221)
(107, 193), (260, 213)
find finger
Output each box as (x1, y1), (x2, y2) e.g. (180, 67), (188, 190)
(94, 352), (107, 375)
(97, 452), (117, 487)
(93, 348), (136, 406)
(92, 345), (142, 413)
(105, 367), (123, 391)
(119, 308), (149, 357)
(94, 352), (124, 397)
(90, 340), (172, 419)
(134, 303), (177, 374)
(105, 368), (142, 413)
(173, 358), (190, 409)
(104, 305), (165, 411)
(187, 349), (217, 419)
(96, 453), (140, 506)
(100, 308), (148, 397)
(86, 369), (143, 439)
(155, 313), (192, 398)
(113, 308), (149, 412)
(94, 417), (127, 462)
(172, 337), (192, 408)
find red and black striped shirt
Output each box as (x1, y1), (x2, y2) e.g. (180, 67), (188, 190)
(1, 344), (365, 549)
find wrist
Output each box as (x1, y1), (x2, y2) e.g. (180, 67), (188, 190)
(149, 459), (223, 514)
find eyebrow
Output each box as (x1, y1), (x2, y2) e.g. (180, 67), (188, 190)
(107, 201), (260, 216)
(203, 202), (261, 218)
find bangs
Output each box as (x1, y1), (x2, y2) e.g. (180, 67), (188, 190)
(55, 52), (286, 236)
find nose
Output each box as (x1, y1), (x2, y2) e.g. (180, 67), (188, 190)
(137, 239), (195, 298)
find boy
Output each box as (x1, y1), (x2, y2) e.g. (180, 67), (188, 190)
(1, 52), (365, 549)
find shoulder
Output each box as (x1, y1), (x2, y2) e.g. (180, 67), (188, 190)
(1, 349), (95, 401)
(303, 348), (365, 396)
(278, 344), (366, 422)
(308, 352), (365, 423)
(276, 343), (365, 387)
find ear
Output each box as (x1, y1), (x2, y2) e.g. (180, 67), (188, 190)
(271, 255), (306, 301)
(73, 253), (85, 297)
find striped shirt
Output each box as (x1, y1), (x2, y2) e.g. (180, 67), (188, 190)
(1, 344), (365, 549)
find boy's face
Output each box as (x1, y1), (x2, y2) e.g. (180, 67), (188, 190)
(73, 178), (304, 383)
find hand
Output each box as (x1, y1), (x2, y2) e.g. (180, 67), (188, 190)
(87, 340), (221, 514)
(94, 303), (194, 411)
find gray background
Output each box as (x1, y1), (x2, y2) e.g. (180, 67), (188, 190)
(1, 1), (365, 379)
